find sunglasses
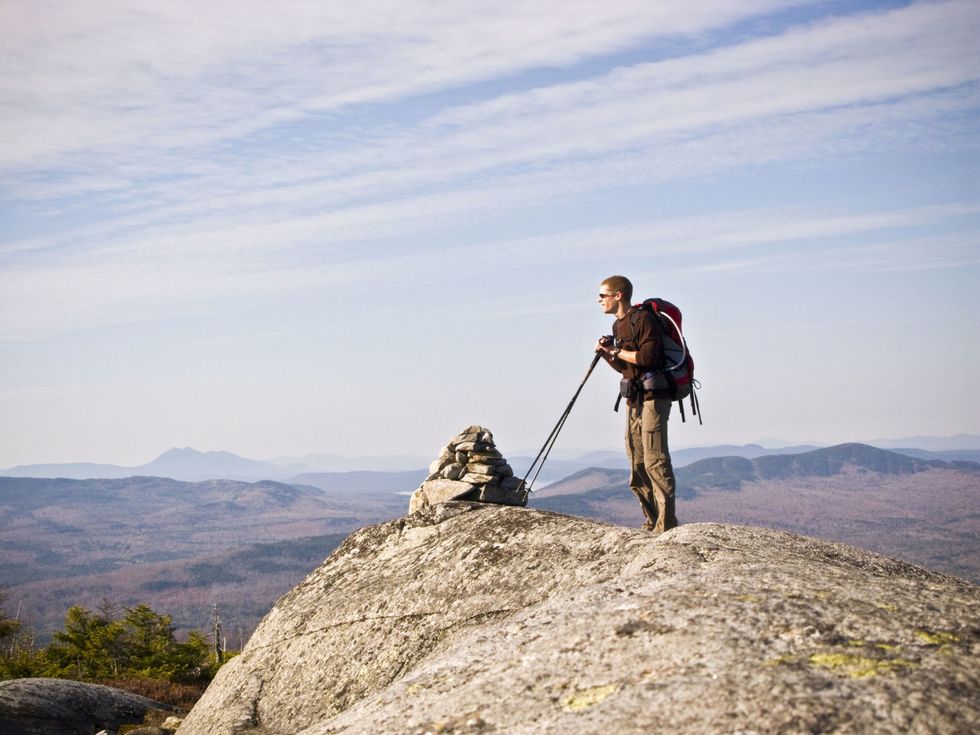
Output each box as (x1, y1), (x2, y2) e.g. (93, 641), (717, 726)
(598, 292), (617, 299)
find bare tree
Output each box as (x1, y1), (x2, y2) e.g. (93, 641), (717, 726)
(211, 604), (224, 664)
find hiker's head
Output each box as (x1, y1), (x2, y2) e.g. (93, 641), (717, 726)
(599, 276), (632, 314)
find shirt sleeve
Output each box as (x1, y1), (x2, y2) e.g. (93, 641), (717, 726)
(633, 311), (660, 370)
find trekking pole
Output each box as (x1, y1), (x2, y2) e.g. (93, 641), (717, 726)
(521, 352), (603, 493)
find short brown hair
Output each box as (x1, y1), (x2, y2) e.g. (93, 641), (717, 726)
(601, 275), (633, 302)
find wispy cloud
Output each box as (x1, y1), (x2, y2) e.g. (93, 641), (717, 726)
(5, 6), (977, 216)
(691, 231), (980, 275)
(0, 0), (795, 171)
(2, 0), (979, 342)
(2, 200), (975, 340)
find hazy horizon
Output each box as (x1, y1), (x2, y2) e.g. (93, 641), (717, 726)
(2, 1), (978, 467)
(5, 432), (980, 473)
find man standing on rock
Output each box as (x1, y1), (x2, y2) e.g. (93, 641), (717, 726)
(595, 275), (678, 534)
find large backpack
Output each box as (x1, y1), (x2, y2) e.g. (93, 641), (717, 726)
(630, 297), (701, 424)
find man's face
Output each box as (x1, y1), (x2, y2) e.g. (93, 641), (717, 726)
(598, 285), (619, 314)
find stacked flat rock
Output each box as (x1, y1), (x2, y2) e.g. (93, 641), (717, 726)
(409, 426), (527, 514)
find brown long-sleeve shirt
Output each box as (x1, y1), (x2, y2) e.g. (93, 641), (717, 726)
(610, 307), (662, 381)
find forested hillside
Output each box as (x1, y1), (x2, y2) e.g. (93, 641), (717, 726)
(0, 476), (407, 638)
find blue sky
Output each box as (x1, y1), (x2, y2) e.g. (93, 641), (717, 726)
(1, 0), (978, 467)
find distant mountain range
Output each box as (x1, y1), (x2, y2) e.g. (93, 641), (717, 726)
(5, 435), (979, 482)
(532, 443), (980, 583)
(535, 442), (979, 500)
(0, 448), (431, 483)
(0, 448), (289, 482)
(865, 433), (980, 451)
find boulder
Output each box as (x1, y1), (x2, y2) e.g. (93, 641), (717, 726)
(0, 678), (172, 735)
(469, 449), (503, 460)
(464, 463), (496, 475)
(499, 475), (524, 491)
(439, 463), (465, 480)
(179, 504), (979, 735)
(407, 479), (477, 513)
(460, 472), (495, 485)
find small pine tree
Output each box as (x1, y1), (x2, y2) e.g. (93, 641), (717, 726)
(44, 605), (122, 680)
(40, 601), (214, 683)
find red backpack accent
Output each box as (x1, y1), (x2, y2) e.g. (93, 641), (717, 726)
(635, 297), (701, 424)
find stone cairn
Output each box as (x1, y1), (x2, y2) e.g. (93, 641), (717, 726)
(409, 426), (528, 514)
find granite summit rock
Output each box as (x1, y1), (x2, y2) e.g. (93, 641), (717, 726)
(179, 504), (980, 735)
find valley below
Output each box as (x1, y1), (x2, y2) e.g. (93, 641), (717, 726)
(0, 475), (410, 640)
(1, 443), (977, 645)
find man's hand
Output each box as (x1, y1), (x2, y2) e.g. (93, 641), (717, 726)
(597, 335), (623, 362)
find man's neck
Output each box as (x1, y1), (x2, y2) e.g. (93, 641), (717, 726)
(614, 302), (631, 320)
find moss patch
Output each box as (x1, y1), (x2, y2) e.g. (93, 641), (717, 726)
(915, 630), (958, 647)
(809, 652), (916, 678)
(562, 683), (619, 712)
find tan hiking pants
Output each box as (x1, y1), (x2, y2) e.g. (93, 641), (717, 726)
(625, 397), (677, 532)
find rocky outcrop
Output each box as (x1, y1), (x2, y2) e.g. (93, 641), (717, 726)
(0, 677), (172, 735)
(180, 504), (980, 735)
(408, 427), (526, 513)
